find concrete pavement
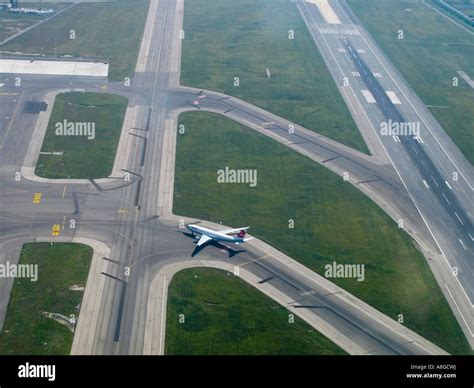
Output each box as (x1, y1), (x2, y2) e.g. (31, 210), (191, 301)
(0, 0), (471, 355)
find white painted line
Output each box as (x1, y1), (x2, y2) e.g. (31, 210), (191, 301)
(392, 135), (400, 143)
(457, 71), (474, 89)
(422, 180), (430, 189)
(431, 176), (439, 187)
(385, 91), (402, 104)
(159, 276), (167, 353)
(445, 181), (453, 190)
(361, 90), (376, 103)
(414, 136), (424, 144)
(442, 192), (451, 205)
(459, 239), (467, 251)
(334, 1), (473, 190)
(454, 212), (464, 226)
(313, 1), (474, 308)
(307, 0), (342, 24)
(468, 233), (474, 241)
(40, 151), (64, 156)
(0, 59), (108, 77)
(445, 283), (474, 337)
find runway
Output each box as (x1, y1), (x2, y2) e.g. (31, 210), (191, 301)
(0, 0), (471, 354)
(296, 0), (474, 346)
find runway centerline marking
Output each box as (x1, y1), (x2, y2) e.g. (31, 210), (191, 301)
(444, 283), (474, 337)
(307, 0), (474, 309)
(334, 0), (473, 190)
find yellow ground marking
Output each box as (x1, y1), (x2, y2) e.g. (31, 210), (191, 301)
(33, 192), (42, 204)
(52, 224), (61, 236)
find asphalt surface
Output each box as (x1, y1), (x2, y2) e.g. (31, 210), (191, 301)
(297, 0), (473, 345)
(0, 0), (471, 354)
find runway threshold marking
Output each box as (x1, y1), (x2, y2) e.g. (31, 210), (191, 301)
(33, 192), (42, 204)
(62, 186), (67, 199)
(159, 276), (167, 354)
(258, 275), (275, 284)
(422, 180), (430, 189)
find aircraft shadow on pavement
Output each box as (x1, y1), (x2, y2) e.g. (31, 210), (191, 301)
(181, 231), (247, 258)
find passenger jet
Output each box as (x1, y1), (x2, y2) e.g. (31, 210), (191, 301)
(186, 223), (252, 247)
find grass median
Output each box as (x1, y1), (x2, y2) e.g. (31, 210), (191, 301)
(347, 0), (474, 165)
(2, 0), (149, 81)
(35, 92), (127, 179)
(181, 0), (368, 154)
(0, 243), (92, 355)
(166, 268), (346, 355)
(173, 111), (472, 355)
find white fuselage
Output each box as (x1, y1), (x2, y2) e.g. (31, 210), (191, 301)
(187, 224), (245, 244)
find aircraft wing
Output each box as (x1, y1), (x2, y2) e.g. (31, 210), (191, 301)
(220, 226), (250, 235)
(196, 234), (213, 246)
